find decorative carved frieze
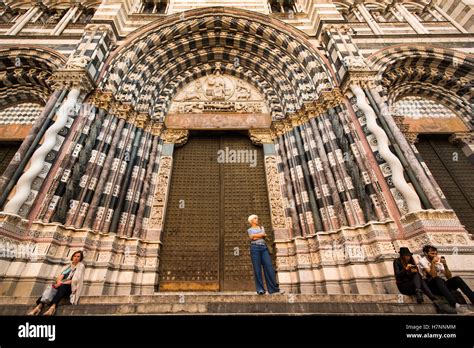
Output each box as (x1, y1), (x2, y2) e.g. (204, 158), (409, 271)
(149, 156), (173, 231)
(264, 156), (287, 229)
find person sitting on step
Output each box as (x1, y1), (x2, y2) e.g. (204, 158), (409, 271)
(419, 245), (474, 315)
(393, 247), (455, 314)
(27, 250), (85, 316)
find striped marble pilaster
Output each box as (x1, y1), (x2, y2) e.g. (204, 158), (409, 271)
(331, 104), (389, 222)
(308, 117), (349, 228)
(39, 104), (99, 222)
(320, 111), (366, 225)
(299, 122), (344, 230)
(0, 89), (64, 203)
(274, 139), (302, 238)
(280, 132), (314, 236)
(314, 115), (358, 226)
(65, 112), (117, 227)
(95, 120), (136, 232)
(117, 129), (151, 236)
(292, 127), (324, 232)
(109, 125), (145, 234)
(4, 88), (82, 216)
(83, 117), (127, 229)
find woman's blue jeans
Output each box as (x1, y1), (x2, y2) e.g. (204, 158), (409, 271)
(250, 243), (280, 294)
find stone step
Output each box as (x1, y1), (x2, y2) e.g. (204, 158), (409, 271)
(1, 293), (466, 315)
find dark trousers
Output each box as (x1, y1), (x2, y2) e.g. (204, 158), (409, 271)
(397, 272), (436, 301)
(427, 276), (474, 306)
(36, 284), (72, 307)
(250, 243), (280, 294)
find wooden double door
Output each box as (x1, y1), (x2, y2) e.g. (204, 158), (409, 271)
(158, 131), (273, 291)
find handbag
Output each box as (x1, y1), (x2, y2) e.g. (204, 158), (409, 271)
(260, 226), (274, 255)
(264, 235), (275, 255)
(40, 285), (58, 304)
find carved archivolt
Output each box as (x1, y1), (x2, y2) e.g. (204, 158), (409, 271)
(264, 156), (287, 229)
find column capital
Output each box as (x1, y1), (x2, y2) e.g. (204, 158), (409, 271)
(84, 23), (116, 43)
(110, 101), (133, 120)
(48, 68), (95, 92)
(133, 112), (150, 129)
(162, 129), (189, 146)
(393, 115), (410, 134)
(249, 128), (274, 146)
(148, 121), (164, 136)
(89, 90), (114, 110)
(449, 132), (473, 146)
(405, 132), (419, 145)
(269, 88), (346, 138)
(340, 56), (378, 93)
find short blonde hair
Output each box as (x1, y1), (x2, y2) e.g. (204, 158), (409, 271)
(248, 214), (258, 223)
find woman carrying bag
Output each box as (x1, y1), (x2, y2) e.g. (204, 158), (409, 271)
(247, 214), (285, 295)
(27, 250), (85, 316)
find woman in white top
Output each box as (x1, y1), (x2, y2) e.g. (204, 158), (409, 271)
(28, 250), (85, 316)
(247, 214), (285, 295)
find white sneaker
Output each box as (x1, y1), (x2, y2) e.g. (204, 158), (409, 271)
(455, 303), (474, 315)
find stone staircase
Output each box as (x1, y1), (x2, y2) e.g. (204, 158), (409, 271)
(2, 293), (468, 315)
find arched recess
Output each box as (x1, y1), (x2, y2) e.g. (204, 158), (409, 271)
(368, 44), (473, 128)
(98, 7), (337, 121)
(368, 45), (474, 233)
(0, 46), (66, 109)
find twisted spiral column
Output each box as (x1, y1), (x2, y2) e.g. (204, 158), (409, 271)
(4, 88), (81, 214)
(350, 84), (421, 213)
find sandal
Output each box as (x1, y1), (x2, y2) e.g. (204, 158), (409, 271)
(27, 306), (42, 316)
(43, 306), (56, 316)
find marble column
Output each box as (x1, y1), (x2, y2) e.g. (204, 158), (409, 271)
(349, 82), (422, 213)
(4, 88), (82, 214)
(394, 2), (429, 34)
(356, 2), (383, 35)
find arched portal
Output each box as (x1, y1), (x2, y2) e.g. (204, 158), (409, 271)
(97, 8), (338, 292)
(158, 69), (275, 291)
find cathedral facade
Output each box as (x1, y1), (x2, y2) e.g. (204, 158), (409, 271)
(0, 0), (473, 297)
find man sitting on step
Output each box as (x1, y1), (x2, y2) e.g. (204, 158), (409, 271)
(419, 245), (474, 315)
